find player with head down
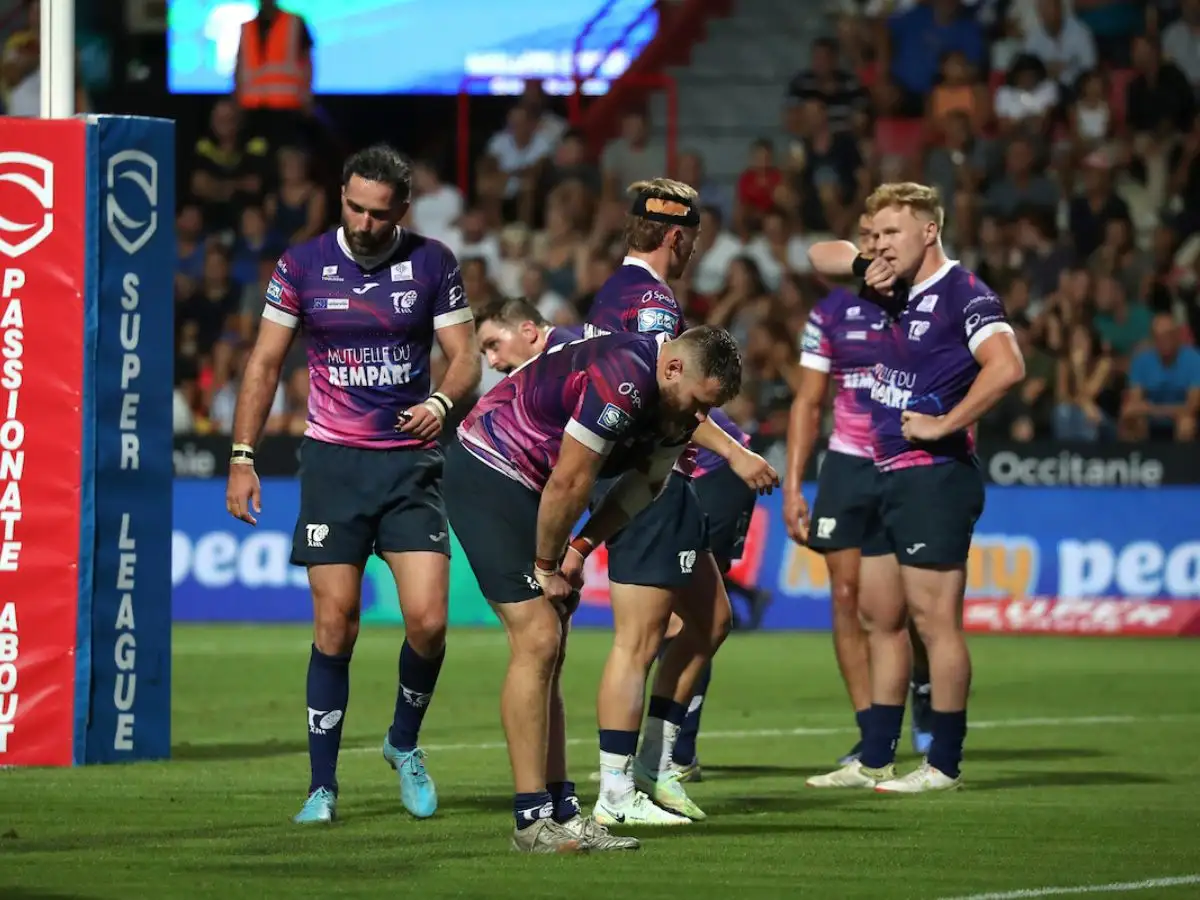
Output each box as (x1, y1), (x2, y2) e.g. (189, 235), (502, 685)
(447, 326), (743, 851)
(476, 297), (582, 374)
(808, 183), (1024, 791)
(225, 144), (481, 824)
(572, 179), (778, 826)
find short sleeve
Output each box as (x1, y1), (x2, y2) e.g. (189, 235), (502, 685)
(799, 308), (833, 373)
(432, 250), (473, 330)
(565, 352), (653, 455)
(958, 289), (1012, 358)
(262, 251), (301, 329)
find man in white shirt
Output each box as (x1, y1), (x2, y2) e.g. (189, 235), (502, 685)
(1022, 0), (1096, 88)
(484, 105), (556, 201)
(409, 160), (463, 246)
(1163, 0), (1200, 87)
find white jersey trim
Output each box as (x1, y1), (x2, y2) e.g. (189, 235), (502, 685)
(968, 321), (1014, 357)
(909, 257), (958, 297)
(262, 303), (299, 329)
(565, 418), (614, 455)
(621, 255), (666, 284)
(434, 307), (475, 329)
(799, 351), (831, 373)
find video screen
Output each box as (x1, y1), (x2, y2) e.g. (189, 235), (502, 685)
(167, 0), (658, 96)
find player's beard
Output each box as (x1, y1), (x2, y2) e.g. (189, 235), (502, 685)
(343, 219), (392, 257)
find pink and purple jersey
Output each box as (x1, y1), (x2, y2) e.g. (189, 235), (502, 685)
(544, 324), (585, 349)
(263, 227), (473, 449)
(868, 261), (1011, 470)
(799, 287), (891, 459)
(458, 331), (670, 492)
(585, 257), (746, 477)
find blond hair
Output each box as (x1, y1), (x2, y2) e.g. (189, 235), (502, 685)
(865, 182), (944, 231)
(623, 178), (699, 252)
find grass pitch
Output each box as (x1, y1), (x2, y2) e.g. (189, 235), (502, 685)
(2, 627), (1199, 899)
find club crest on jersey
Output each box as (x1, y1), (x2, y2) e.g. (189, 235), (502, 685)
(322, 265), (342, 282)
(392, 290), (418, 313)
(801, 322), (822, 351)
(266, 278), (283, 300)
(916, 294), (938, 313)
(846, 306), (862, 319)
(638, 308), (679, 333)
(598, 402), (633, 434)
(908, 320), (931, 342)
(391, 261), (413, 281)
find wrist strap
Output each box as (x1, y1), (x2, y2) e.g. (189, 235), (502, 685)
(567, 536), (595, 561)
(851, 254), (871, 278)
(231, 443), (255, 466)
(427, 392), (452, 416)
(534, 557), (559, 574)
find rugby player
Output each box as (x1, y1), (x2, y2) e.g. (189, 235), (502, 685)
(447, 326), (743, 851)
(476, 297), (580, 374)
(807, 183), (1023, 792)
(225, 145), (481, 824)
(791, 216), (934, 763)
(576, 179), (777, 826)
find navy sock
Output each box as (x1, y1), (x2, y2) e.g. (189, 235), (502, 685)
(646, 694), (687, 726)
(388, 639), (444, 752)
(854, 707), (870, 744)
(673, 661), (712, 765)
(859, 704), (904, 769)
(927, 710), (967, 778)
(306, 644), (351, 794)
(599, 729), (639, 757)
(548, 780), (580, 823)
(514, 790), (553, 830)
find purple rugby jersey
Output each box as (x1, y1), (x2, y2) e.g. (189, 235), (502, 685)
(262, 227), (472, 449)
(868, 260), (1012, 470)
(799, 286), (892, 460)
(584, 257), (747, 476)
(458, 331), (675, 492)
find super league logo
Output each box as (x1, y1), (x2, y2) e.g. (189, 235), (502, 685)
(106, 150), (158, 255)
(0, 152), (54, 259)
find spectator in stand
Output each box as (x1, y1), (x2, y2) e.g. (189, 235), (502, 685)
(925, 109), (991, 247)
(261, 146), (325, 245)
(461, 257), (502, 311)
(1162, 0), (1200, 85)
(519, 263), (576, 325)
(737, 139), (784, 220)
(230, 204), (282, 290)
(481, 104), (556, 223)
(791, 97), (868, 235)
(1022, 0), (1098, 90)
(742, 318), (802, 435)
(521, 80), (568, 146)
(879, 0), (986, 117)
(541, 129), (602, 198)
(1075, 0), (1144, 64)
(1089, 215), (1153, 301)
(1127, 35), (1196, 137)
(233, 0), (313, 145)
(493, 224), (532, 298)
(677, 151), (731, 223)
(181, 245), (242, 353)
(409, 159), (463, 245)
(707, 256), (771, 347)
(191, 99), (269, 236)
(1069, 155), (1130, 258)
(1016, 208), (1073, 303)
(745, 206), (812, 290)
(1167, 111), (1200, 240)
(1093, 273), (1152, 356)
(1053, 322), (1114, 440)
(447, 207), (502, 274)
(174, 357), (201, 435)
(926, 50), (992, 139)
(986, 313), (1055, 440)
(1122, 312), (1200, 439)
(531, 193), (586, 303)
(994, 54), (1060, 141)
(209, 341), (287, 435)
(176, 204), (209, 284)
(984, 136), (1061, 219)
(688, 206), (744, 301)
(601, 108), (667, 198)
(787, 37), (870, 133)
(1067, 69), (1114, 153)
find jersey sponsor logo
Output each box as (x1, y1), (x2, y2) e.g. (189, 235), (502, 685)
(321, 265), (342, 282)
(392, 290), (418, 313)
(907, 320), (930, 342)
(583, 323), (612, 339)
(637, 307), (679, 334)
(964, 293), (994, 311)
(598, 402), (633, 434)
(391, 261), (413, 282)
(801, 322), (822, 352)
(352, 282), (379, 294)
(846, 305), (862, 319)
(916, 294), (938, 313)
(266, 278), (283, 300)
(870, 319), (888, 331)
(842, 370), (874, 390)
(618, 381), (643, 408)
(313, 297), (349, 311)
(846, 330), (867, 340)
(870, 379), (913, 410)
(448, 285), (465, 307)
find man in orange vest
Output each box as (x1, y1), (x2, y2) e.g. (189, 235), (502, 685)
(234, 0), (314, 143)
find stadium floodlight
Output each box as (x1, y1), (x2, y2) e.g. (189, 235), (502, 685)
(40, 0), (75, 118)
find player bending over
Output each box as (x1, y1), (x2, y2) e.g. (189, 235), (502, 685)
(447, 326), (743, 851)
(226, 145), (481, 824)
(808, 183), (1023, 792)
(575, 179), (776, 826)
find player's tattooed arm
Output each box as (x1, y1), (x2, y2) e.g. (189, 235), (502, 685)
(232, 319), (296, 447)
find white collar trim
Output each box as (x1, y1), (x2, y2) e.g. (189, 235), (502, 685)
(910, 257), (958, 297)
(622, 255), (666, 284)
(337, 226), (403, 269)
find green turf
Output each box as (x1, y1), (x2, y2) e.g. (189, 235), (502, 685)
(2, 627), (1199, 899)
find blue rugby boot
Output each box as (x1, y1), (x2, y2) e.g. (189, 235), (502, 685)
(910, 681), (934, 755)
(383, 739), (438, 818)
(293, 786), (336, 824)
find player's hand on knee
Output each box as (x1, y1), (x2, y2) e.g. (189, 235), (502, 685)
(397, 403), (443, 440)
(783, 488), (809, 545)
(561, 546), (586, 591)
(730, 448), (780, 494)
(534, 566), (574, 612)
(225, 465), (262, 526)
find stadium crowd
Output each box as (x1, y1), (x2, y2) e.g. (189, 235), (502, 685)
(26, 0), (1182, 446)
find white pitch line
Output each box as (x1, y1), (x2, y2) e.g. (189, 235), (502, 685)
(328, 712), (1180, 756)
(938, 874), (1200, 900)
